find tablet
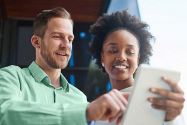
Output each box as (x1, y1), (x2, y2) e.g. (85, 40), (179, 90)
(121, 64), (180, 125)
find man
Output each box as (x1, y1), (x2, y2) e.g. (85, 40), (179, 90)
(0, 7), (128, 125)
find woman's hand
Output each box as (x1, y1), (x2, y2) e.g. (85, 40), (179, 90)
(148, 76), (185, 121)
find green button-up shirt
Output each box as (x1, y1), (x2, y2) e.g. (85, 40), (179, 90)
(0, 61), (88, 125)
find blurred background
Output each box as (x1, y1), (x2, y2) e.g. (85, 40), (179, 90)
(0, 0), (187, 120)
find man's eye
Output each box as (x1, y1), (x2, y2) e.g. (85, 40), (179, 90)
(69, 39), (73, 43)
(53, 35), (60, 38)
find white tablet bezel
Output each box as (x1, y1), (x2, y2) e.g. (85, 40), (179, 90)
(121, 64), (180, 125)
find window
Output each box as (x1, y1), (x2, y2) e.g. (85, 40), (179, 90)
(138, 0), (187, 123)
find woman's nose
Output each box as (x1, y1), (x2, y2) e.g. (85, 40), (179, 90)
(116, 52), (127, 61)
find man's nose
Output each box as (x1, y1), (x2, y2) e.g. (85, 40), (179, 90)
(60, 38), (71, 48)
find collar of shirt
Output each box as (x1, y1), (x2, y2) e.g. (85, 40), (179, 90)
(28, 61), (69, 92)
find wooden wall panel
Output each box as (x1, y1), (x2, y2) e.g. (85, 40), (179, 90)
(3, 0), (107, 22)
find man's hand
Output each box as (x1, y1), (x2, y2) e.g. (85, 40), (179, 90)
(86, 89), (128, 124)
(148, 76), (185, 121)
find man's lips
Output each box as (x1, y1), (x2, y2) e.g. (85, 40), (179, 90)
(55, 51), (69, 56)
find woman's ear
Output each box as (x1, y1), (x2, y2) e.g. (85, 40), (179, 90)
(101, 62), (104, 67)
(137, 54), (140, 66)
(31, 35), (41, 49)
(101, 53), (104, 67)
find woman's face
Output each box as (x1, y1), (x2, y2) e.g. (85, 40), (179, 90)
(101, 29), (139, 81)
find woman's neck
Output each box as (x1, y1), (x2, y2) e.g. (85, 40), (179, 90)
(110, 77), (134, 90)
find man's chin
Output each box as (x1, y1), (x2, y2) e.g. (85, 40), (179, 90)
(58, 63), (68, 69)
(53, 59), (69, 69)
(60, 66), (68, 69)
(49, 62), (68, 69)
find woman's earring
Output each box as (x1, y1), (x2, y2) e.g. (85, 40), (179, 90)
(102, 62), (104, 67)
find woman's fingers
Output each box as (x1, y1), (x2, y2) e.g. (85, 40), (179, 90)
(161, 76), (184, 94)
(148, 97), (184, 110)
(148, 76), (185, 121)
(149, 87), (185, 102)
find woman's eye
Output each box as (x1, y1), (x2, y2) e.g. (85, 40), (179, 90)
(108, 48), (118, 53)
(127, 50), (135, 55)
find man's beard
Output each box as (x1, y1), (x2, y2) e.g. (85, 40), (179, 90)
(42, 51), (62, 69)
(40, 42), (70, 69)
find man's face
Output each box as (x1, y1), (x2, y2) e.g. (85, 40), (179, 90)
(39, 17), (74, 69)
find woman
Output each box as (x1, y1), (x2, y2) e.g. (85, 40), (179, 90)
(89, 10), (185, 125)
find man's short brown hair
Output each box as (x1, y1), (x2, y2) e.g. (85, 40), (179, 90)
(33, 7), (73, 38)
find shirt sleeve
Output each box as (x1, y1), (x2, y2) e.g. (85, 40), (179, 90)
(164, 114), (186, 125)
(0, 67), (88, 125)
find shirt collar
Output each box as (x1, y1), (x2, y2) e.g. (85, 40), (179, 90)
(28, 61), (47, 82)
(60, 74), (69, 91)
(28, 61), (69, 92)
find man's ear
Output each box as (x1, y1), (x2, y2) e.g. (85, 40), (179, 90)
(31, 35), (41, 49)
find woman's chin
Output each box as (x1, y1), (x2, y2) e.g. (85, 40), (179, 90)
(113, 76), (130, 81)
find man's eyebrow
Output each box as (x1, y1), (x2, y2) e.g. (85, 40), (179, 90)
(50, 32), (62, 35)
(50, 32), (74, 38)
